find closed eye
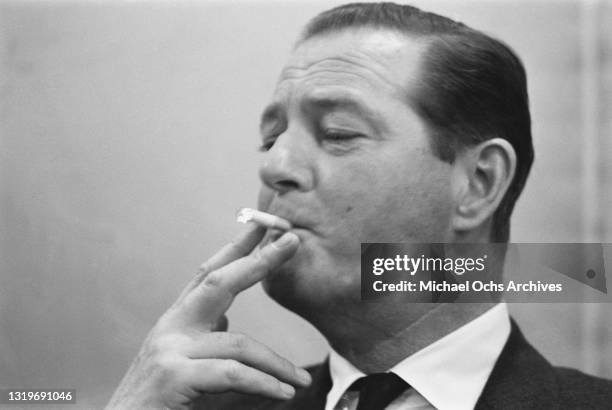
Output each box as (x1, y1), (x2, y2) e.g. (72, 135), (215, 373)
(322, 130), (364, 142)
(258, 130), (366, 152)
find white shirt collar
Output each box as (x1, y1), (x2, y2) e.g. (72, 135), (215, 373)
(325, 303), (511, 410)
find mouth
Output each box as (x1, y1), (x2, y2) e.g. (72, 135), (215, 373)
(263, 206), (313, 232)
(261, 222), (311, 248)
(260, 228), (286, 248)
(255, 202), (317, 248)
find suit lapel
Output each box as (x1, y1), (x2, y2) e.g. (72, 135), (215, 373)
(475, 320), (558, 409)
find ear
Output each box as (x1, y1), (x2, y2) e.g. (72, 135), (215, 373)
(452, 138), (517, 233)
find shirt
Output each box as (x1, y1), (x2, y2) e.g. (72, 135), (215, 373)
(326, 303), (511, 410)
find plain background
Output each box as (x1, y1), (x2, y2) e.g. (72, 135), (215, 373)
(1, 0), (611, 408)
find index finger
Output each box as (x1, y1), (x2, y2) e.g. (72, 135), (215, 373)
(176, 224), (266, 304)
(182, 232), (299, 326)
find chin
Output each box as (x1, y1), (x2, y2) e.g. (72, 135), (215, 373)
(262, 257), (315, 309)
(262, 252), (361, 317)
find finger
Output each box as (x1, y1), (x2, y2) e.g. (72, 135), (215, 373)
(185, 332), (311, 387)
(212, 315), (228, 332)
(200, 224), (267, 276)
(188, 359), (297, 400)
(176, 224), (266, 303)
(183, 232), (299, 324)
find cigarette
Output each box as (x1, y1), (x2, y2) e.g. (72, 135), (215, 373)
(236, 208), (292, 231)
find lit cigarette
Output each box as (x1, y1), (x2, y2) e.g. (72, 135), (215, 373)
(236, 208), (292, 231)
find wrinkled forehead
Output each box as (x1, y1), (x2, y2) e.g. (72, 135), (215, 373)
(275, 28), (427, 100)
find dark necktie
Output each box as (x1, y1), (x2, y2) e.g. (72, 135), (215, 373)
(349, 372), (409, 410)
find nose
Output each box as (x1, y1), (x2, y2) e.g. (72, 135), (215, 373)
(258, 131), (314, 194)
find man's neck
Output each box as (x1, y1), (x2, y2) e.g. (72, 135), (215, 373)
(318, 302), (498, 373)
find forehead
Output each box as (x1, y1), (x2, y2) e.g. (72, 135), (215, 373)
(274, 28), (427, 103)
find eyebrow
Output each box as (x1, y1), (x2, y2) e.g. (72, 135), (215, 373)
(305, 94), (377, 118)
(260, 103), (283, 134)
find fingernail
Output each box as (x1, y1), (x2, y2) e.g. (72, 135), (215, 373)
(296, 368), (312, 385)
(272, 232), (298, 249)
(280, 383), (295, 398)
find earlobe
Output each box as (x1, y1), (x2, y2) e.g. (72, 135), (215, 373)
(453, 138), (517, 233)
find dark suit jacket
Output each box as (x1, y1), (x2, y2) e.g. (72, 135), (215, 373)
(193, 321), (612, 409)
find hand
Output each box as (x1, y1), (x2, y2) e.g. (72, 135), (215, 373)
(106, 225), (310, 410)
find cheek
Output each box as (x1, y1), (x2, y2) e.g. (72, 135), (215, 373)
(316, 171), (372, 237)
(391, 175), (454, 241)
(379, 160), (454, 242)
(320, 153), (454, 243)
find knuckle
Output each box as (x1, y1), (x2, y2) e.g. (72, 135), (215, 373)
(154, 353), (180, 382)
(270, 355), (293, 378)
(262, 375), (281, 393)
(197, 262), (211, 276)
(228, 333), (249, 354)
(230, 239), (250, 256)
(251, 248), (271, 268)
(160, 384), (193, 410)
(281, 358), (295, 375)
(149, 333), (190, 358)
(151, 335), (174, 352)
(203, 272), (223, 289)
(149, 337), (171, 357)
(224, 360), (244, 384)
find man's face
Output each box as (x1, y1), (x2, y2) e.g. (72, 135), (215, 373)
(257, 29), (457, 312)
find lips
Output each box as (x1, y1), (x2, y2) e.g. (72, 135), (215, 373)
(263, 204), (314, 231)
(260, 227), (292, 249)
(257, 204), (316, 249)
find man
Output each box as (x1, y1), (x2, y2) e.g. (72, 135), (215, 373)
(107, 3), (612, 409)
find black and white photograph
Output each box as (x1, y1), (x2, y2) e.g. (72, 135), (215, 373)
(1, 0), (611, 409)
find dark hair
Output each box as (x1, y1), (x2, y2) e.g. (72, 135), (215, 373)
(299, 2), (534, 242)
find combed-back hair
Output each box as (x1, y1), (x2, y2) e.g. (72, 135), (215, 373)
(299, 2), (534, 242)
